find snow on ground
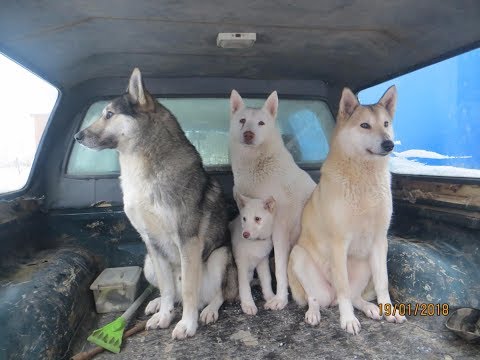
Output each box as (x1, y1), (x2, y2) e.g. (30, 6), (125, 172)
(0, 166), (31, 193)
(390, 148), (479, 177)
(390, 157), (480, 177)
(393, 149), (472, 160)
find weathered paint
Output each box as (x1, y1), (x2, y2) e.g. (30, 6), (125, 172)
(0, 247), (101, 360)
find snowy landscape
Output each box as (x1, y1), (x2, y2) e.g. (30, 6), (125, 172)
(0, 54), (57, 193)
(0, 166), (31, 193)
(390, 148), (480, 177)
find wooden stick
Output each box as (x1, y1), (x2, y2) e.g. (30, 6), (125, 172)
(71, 320), (148, 360)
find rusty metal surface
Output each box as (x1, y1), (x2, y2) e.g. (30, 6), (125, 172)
(392, 177), (480, 211)
(388, 236), (480, 310)
(0, 247), (102, 360)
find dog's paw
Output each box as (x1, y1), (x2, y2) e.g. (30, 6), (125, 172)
(385, 312), (407, 324)
(304, 309), (321, 326)
(200, 306), (219, 325)
(340, 314), (361, 335)
(146, 310), (174, 330)
(264, 295), (288, 310)
(363, 302), (382, 320)
(172, 318), (198, 340)
(145, 297), (162, 315)
(241, 301), (258, 315)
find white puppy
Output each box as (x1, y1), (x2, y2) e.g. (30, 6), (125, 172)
(230, 193), (276, 315)
(229, 90), (316, 310)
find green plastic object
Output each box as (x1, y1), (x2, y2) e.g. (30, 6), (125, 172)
(87, 285), (153, 353)
(87, 316), (126, 353)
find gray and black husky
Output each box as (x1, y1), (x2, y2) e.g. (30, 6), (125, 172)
(74, 68), (237, 339)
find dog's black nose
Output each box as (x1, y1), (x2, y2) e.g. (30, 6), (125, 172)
(74, 131), (84, 141)
(243, 131), (255, 144)
(381, 140), (394, 152)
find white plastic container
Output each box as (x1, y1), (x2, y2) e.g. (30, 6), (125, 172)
(90, 266), (142, 313)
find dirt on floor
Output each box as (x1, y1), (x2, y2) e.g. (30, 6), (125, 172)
(71, 287), (480, 360)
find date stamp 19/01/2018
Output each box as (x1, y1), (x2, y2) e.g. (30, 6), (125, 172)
(379, 303), (450, 317)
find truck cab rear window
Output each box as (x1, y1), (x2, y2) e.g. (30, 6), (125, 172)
(67, 98), (334, 175)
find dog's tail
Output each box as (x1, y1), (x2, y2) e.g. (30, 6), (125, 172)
(288, 247), (307, 307)
(222, 250), (239, 302)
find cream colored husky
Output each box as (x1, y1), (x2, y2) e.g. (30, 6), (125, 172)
(288, 86), (406, 335)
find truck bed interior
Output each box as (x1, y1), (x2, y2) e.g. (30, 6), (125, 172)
(0, 1), (479, 359)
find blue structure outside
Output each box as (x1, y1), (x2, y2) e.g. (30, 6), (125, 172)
(359, 48), (480, 169)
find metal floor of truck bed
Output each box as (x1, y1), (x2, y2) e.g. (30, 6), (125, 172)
(72, 287), (480, 360)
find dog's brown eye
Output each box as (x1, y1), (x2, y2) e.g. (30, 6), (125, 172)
(242, 217), (246, 222)
(240, 118), (246, 125)
(360, 123), (371, 129)
(105, 111), (114, 119)
(384, 121), (389, 128)
(258, 121), (265, 126)
(255, 216), (261, 222)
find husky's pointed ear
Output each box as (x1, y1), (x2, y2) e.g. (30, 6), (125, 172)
(263, 91), (278, 118)
(264, 196), (276, 213)
(339, 87), (359, 121)
(127, 68), (147, 106)
(378, 85), (397, 118)
(234, 192), (248, 209)
(230, 90), (245, 114)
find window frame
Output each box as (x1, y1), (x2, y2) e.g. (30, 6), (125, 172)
(63, 94), (335, 180)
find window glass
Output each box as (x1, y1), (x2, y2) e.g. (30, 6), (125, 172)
(0, 54), (58, 193)
(67, 101), (118, 175)
(359, 48), (480, 178)
(67, 98), (334, 175)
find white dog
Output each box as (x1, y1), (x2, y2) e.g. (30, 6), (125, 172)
(230, 193), (276, 315)
(229, 90), (316, 310)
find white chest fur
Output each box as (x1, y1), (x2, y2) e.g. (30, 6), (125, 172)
(119, 153), (180, 264)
